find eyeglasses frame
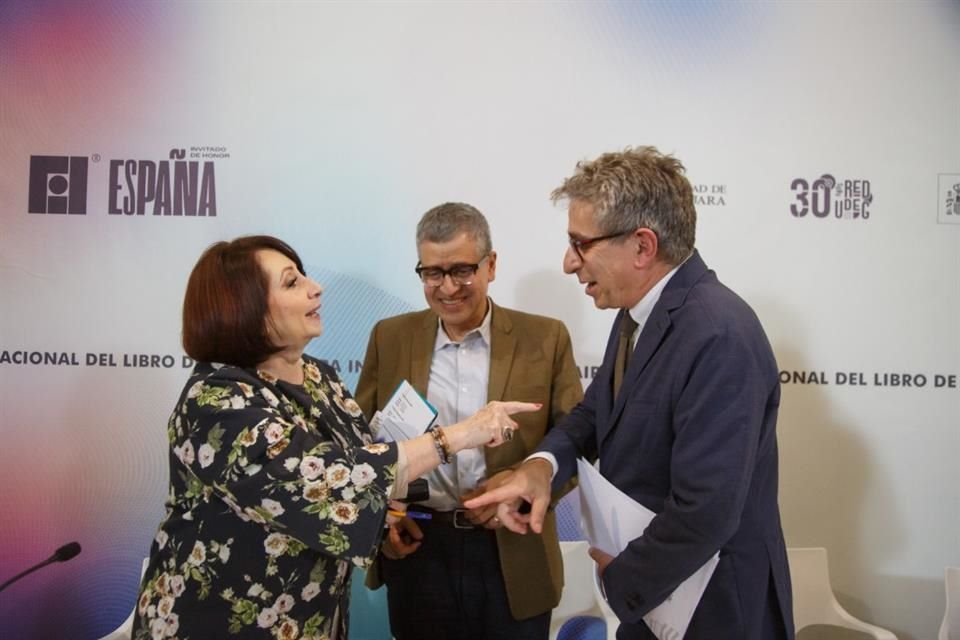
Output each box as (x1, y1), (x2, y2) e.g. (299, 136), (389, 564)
(567, 229), (636, 260)
(414, 255), (490, 287)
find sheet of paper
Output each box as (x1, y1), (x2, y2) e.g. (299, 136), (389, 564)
(370, 380), (437, 442)
(576, 458), (719, 640)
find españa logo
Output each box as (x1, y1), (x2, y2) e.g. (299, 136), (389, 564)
(28, 156), (88, 214)
(108, 149), (216, 217)
(27, 149), (221, 217)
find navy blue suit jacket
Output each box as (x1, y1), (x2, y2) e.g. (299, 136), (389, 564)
(540, 251), (794, 639)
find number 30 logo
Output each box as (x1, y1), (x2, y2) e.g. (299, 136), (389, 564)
(790, 174), (835, 218)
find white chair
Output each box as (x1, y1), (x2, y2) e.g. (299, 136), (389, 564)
(939, 566), (960, 640)
(98, 557), (149, 640)
(787, 547), (896, 639)
(550, 541), (619, 640)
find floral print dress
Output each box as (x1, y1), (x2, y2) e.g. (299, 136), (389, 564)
(133, 356), (398, 640)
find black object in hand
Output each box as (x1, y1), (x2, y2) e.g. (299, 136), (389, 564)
(399, 478), (429, 503)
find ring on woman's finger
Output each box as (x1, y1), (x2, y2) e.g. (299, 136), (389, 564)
(501, 426), (514, 441)
(491, 516), (500, 527)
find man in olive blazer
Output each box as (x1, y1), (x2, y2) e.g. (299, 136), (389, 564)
(355, 202), (582, 640)
(357, 303), (581, 613)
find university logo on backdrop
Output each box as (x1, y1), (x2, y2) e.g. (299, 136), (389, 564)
(692, 182), (728, 207)
(789, 173), (872, 219)
(27, 147), (227, 217)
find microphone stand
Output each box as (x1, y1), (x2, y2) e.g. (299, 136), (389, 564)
(0, 542), (82, 594)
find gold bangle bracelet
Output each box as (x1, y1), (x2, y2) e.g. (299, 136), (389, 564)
(431, 427), (452, 464)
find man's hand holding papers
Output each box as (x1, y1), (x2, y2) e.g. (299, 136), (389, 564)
(576, 458), (720, 640)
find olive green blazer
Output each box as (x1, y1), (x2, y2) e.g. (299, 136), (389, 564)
(355, 301), (583, 619)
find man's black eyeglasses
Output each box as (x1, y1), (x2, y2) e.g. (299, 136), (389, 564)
(568, 230), (634, 260)
(415, 256), (489, 287)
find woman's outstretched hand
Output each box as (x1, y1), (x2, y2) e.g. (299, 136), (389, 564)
(447, 401), (541, 450)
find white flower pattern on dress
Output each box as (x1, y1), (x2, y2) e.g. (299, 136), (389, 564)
(324, 463), (350, 489)
(133, 357), (398, 640)
(257, 607), (278, 628)
(330, 501), (359, 525)
(274, 593), (295, 613)
(350, 463), (376, 488)
(198, 443), (216, 468)
(299, 456), (325, 481)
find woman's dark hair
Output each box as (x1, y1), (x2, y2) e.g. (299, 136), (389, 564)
(182, 235), (306, 368)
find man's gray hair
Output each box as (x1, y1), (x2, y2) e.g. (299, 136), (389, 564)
(551, 146), (696, 265)
(416, 202), (492, 256)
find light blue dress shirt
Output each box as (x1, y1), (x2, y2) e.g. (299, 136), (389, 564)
(421, 304), (493, 510)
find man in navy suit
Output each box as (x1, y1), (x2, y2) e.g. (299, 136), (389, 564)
(467, 147), (795, 639)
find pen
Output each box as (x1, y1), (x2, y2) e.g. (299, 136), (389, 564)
(387, 509), (433, 520)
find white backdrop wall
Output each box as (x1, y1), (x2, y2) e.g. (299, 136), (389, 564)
(1, 2), (957, 639)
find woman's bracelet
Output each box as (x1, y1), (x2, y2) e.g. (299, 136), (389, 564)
(430, 427), (452, 464)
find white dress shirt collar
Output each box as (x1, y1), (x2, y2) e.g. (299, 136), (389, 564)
(435, 298), (492, 350)
(626, 254), (690, 335)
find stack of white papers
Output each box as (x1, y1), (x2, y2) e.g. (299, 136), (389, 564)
(576, 458), (719, 640)
(369, 380), (437, 442)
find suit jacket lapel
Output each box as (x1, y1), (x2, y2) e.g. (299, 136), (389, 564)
(487, 302), (515, 403)
(485, 303), (518, 472)
(603, 251), (709, 442)
(409, 311), (436, 397)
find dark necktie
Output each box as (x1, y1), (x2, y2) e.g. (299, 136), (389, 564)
(613, 311), (638, 398)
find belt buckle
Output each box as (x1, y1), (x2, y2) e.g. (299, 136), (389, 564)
(452, 509), (474, 529)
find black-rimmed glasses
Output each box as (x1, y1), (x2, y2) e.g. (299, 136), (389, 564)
(415, 255), (489, 287)
(568, 230), (634, 260)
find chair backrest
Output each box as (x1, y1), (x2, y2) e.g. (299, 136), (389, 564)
(940, 567), (960, 640)
(787, 547), (836, 631)
(787, 547), (897, 639)
(550, 541), (619, 640)
(554, 541), (597, 621)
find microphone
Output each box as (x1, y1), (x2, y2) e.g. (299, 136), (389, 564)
(0, 542), (82, 594)
(52, 542), (82, 562)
